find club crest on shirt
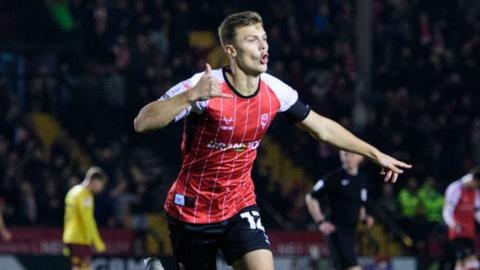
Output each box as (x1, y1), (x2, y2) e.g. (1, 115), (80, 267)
(260, 113), (269, 129)
(341, 179), (350, 186)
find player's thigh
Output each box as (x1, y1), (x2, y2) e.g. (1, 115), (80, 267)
(453, 238), (475, 263)
(67, 244), (92, 270)
(167, 217), (218, 270)
(220, 206), (271, 266)
(232, 249), (274, 270)
(70, 255), (91, 270)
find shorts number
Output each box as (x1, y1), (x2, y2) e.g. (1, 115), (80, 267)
(240, 211), (265, 231)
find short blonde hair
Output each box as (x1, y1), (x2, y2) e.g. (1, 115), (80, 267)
(85, 166), (108, 182)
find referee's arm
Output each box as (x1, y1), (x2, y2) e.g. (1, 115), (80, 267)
(305, 193), (325, 225)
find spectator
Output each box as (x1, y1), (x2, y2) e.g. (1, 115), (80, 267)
(398, 177), (422, 219)
(398, 177), (429, 254)
(419, 176), (444, 226)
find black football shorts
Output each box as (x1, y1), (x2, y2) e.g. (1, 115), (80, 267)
(167, 205), (270, 270)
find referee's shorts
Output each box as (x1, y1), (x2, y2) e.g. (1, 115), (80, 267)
(327, 226), (358, 270)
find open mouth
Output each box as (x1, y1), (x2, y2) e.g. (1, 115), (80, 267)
(260, 53), (269, 65)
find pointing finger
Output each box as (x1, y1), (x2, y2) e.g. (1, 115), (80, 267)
(384, 170), (393, 182)
(391, 173), (399, 183)
(397, 161), (413, 169)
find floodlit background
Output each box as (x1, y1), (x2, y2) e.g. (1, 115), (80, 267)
(1, 0), (480, 269)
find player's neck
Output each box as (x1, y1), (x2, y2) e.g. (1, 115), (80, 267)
(461, 174), (475, 189)
(81, 181), (92, 191)
(343, 166), (358, 176)
(227, 64), (260, 96)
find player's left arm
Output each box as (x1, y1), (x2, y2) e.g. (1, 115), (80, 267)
(296, 111), (412, 182)
(267, 74), (411, 182)
(77, 194), (106, 252)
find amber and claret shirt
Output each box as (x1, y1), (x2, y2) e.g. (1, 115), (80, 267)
(63, 185), (105, 251)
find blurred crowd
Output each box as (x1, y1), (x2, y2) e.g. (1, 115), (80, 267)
(0, 0), (480, 257)
(0, 83), (166, 227)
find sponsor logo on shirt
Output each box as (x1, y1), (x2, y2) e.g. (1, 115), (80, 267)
(206, 140), (261, 152)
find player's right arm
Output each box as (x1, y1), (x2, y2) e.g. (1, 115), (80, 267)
(134, 63), (232, 132)
(443, 181), (461, 229)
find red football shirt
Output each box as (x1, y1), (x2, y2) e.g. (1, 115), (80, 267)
(162, 67), (299, 224)
(443, 180), (480, 240)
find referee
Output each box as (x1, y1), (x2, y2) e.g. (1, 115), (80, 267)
(305, 151), (374, 270)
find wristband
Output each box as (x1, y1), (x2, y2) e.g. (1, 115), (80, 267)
(315, 220), (325, 226)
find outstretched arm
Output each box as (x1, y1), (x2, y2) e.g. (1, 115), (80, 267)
(296, 111), (412, 182)
(134, 63), (232, 132)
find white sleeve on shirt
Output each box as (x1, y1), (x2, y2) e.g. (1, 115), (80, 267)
(443, 181), (461, 228)
(261, 73), (299, 112)
(475, 190), (480, 223)
(159, 72), (207, 122)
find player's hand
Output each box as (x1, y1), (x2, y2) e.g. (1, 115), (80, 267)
(95, 241), (106, 253)
(318, 221), (336, 236)
(189, 63), (233, 102)
(375, 151), (412, 183)
(0, 229), (11, 241)
(450, 222), (462, 232)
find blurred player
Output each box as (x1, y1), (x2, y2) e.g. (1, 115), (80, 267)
(443, 168), (480, 270)
(63, 167), (107, 270)
(0, 195), (11, 241)
(305, 151), (373, 270)
(0, 213), (11, 241)
(134, 11), (411, 270)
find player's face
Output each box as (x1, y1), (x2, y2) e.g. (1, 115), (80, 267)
(229, 23), (269, 75)
(91, 179), (106, 194)
(340, 151), (363, 170)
